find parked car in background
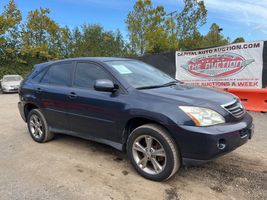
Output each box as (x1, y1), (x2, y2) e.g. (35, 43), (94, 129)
(18, 58), (253, 181)
(1, 75), (23, 93)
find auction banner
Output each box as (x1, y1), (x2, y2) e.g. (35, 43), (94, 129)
(176, 41), (264, 88)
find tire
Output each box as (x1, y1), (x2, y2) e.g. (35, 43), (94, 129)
(127, 123), (180, 181)
(27, 109), (54, 143)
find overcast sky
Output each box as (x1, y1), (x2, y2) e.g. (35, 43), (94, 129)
(0, 0), (266, 42)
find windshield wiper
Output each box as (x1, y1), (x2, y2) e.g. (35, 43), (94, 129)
(136, 85), (163, 90)
(136, 81), (179, 90)
(160, 81), (179, 87)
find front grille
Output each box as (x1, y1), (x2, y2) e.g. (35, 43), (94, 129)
(222, 100), (245, 118)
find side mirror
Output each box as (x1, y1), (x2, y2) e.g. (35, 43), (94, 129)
(94, 79), (117, 92)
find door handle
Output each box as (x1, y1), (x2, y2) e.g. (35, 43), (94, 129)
(68, 92), (77, 99)
(36, 88), (42, 94)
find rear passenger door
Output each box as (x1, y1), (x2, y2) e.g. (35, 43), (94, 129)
(38, 62), (74, 132)
(67, 62), (126, 143)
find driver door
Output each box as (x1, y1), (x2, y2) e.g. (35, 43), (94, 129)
(67, 62), (127, 143)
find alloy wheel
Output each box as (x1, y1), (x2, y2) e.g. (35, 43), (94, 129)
(29, 114), (43, 139)
(132, 135), (167, 175)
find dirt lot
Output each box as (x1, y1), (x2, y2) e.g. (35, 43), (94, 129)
(0, 93), (266, 200)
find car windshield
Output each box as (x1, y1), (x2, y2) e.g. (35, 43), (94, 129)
(3, 76), (22, 82)
(106, 60), (178, 89)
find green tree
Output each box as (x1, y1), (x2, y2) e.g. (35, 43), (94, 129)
(232, 37), (245, 44)
(71, 24), (128, 57)
(126, 0), (173, 55)
(21, 8), (64, 65)
(176, 0), (207, 49)
(126, 0), (151, 55)
(165, 14), (179, 51)
(180, 31), (203, 50)
(0, 1), (131, 78)
(0, 0), (22, 64)
(59, 26), (74, 57)
(145, 5), (171, 53)
(126, 0), (208, 54)
(202, 23), (229, 47)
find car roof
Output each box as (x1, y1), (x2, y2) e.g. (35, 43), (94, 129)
(35, 57), (133, 67)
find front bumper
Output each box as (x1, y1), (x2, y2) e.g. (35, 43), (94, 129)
(169, 113), (253, 165)
(2, 87), (19, 93)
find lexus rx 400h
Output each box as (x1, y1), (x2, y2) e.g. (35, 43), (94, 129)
(18, 58), (254, 181)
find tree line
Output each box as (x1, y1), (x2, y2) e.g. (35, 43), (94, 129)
(0, 0), (244, 77)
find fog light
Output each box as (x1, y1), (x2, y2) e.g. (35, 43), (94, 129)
(217, 139), (226, 150)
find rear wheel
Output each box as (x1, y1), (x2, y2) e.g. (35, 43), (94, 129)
(127, 124), (180, 181)
(27, 109), (54, 143)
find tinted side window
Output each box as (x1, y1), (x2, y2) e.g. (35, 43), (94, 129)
(32, 69), (47, 83)
(41, 63), (73, 86)
(74, 63), (111, 89)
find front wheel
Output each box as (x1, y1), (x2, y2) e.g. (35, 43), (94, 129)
(127, 124), (180, 181)
(27, 109), (54, 143)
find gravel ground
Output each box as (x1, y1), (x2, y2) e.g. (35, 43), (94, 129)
(0, 93), (266, 200)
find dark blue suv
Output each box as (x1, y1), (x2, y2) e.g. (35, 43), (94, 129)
(18, 57), (254, 181)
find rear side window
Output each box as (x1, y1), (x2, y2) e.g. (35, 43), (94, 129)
(74, 62), (111, 89)
(41, 63), (73, 86)
(32, 69), (47, 83)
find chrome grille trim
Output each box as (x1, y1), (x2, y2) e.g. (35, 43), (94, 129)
(221, 99), (246, 118)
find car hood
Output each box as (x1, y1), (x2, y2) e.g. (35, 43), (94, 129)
(2, 81), (21, 87)
(139, 84), (236, 107)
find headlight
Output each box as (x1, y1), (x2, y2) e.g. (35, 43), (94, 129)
(179, 106), (225, 126)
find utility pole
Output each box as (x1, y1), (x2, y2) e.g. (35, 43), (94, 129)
(217, 27), (223, 44)
(166, 11), (177, 37)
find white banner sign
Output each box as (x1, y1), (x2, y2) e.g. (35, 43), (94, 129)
(176, 41), (264, 88)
